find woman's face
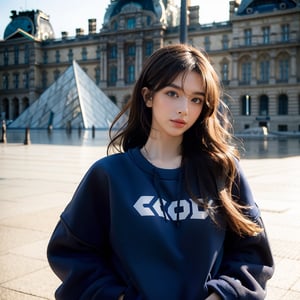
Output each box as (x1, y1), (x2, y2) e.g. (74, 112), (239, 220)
(144, 71), (205, 140)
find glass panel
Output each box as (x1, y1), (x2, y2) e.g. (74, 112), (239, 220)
(9, 61), (123, 129)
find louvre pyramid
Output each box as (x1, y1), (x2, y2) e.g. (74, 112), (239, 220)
(9, 60), (122, 129)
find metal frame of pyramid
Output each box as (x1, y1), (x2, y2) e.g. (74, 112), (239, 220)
(9, 60), (122, 129)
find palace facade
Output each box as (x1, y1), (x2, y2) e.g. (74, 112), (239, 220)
(0, 0), (299, 132)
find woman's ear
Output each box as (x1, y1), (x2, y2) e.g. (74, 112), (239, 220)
(142, 87), (153, 108)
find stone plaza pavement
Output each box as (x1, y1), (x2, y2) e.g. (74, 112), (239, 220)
(0, 143), (299, 300)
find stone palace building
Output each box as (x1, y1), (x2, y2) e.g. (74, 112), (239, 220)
(0, 0), (299, 132)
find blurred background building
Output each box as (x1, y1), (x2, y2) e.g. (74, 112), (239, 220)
(0, 0), (299, 131)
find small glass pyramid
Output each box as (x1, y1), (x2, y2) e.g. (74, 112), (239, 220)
(9, 60), (122, 129)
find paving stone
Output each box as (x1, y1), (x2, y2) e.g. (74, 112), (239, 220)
(0, 253), (47, 284)
(1, 267), (59, 300)
(0, 287), (43, 300)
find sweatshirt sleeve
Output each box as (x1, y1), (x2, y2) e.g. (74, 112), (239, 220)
(207, 162), (274, 300)
(47, 161), (126, 300)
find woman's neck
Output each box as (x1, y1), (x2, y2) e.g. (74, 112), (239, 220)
(142, 137), (182, 169)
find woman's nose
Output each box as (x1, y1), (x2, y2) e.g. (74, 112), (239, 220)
(177, 97), (188, 115)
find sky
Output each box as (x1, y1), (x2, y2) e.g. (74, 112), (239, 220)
(0, 0), (230, 39)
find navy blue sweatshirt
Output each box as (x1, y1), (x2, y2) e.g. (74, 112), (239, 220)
(47, 147), (274, 300)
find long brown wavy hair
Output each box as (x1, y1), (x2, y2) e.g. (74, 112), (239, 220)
(108, 44), (262, 236)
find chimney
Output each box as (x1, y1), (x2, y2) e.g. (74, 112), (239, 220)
(88, 18), (97, 34)
(76, 28), (84, 37)
(189, 6), (199, 25)
(229, 0), (240, 19)
(61, 31), (68, 39)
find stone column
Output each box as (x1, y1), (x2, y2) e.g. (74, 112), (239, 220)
(289, 47), (297, 84)
(135, 39), (143, 80)
(251, 52), (257, 85)
(100, 43), (107, 88)
(230, 53), (239, 87)
(117, 41), (125, 86)
(269, 50), (276, 84)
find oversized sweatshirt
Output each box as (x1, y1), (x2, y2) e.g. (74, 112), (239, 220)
(47, 147), (274, 300)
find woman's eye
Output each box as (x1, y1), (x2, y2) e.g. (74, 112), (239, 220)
(166, 91), (178, 98)
(191, 97), (203, 104)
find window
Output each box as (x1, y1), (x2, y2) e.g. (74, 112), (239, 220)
(259, 60), (270, 83)
(13, 73), (19, 89)
(43, 51), (48, 64)
(23, 72), (29, 88)
(95, 67), (100, 85)
(279, 58), (289, 82)
(127, 44), (135, 56)
(127, 65), (135, 83)
(2, 74), (9, 89)
(54, 70), (60, 81)
(112, 21), (118, 31)
(14, 46), (19, 64)
(109, 45), (117, 59)
(24, 45), (29, 64)
(68, 49), (73, 63)
(146, 16), (151, 26)
(278, 94), (288, 115)
(262, 27), (270, 44)
(222, 35), (229, 50)
(42, 71), (47, 89)
(55, 50), (60, 63)
(241, 62), (251, 84)
(108, 66), (117, 86)
(221, 63), (229, 82)
(241, 95), (251, 116)
(278, 125), (288, 131)
(244, 29), (252, 46)
(96, 46), (101, 60)
(4, 48), (9, 65)
(127, 17), (136, 29)
(145, 41), (153, 57)
(259, 95), (269, 116)
(81, 47), (88, 60)
(204, 36), (210, 51)
(281, 24), (289, 42)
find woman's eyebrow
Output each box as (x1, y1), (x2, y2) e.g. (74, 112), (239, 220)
(167, 83), (205, 97)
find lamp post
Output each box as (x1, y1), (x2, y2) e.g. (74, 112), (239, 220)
(180, 0), (187, 44)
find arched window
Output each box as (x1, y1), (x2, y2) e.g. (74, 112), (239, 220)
(22, 97), (29, 113)
(239, 55), (252, 85)
(1, 98), (9, 119)
(12, 98), (19, 119)
(258, 54), (270, 83)
(68, 49), (74, 63)
(221, 61), (229, 83)
(241, 95), (251, 116)
(259, 94), (269, 116)
(278, 94), (288, 115)
(276, 52), (289, 83)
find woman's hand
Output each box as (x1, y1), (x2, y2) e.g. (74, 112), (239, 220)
(205, 292), (222, 300)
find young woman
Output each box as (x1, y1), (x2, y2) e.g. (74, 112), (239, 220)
(47, 44), (274, 300)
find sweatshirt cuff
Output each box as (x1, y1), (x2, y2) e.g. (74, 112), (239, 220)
(207, 277), (239, 300)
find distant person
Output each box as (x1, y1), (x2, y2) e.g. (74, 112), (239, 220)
(1, 120), (7, 143)
(47, 44), (274, 300)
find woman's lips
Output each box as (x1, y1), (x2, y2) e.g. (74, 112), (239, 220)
(171, 119), (187, 128)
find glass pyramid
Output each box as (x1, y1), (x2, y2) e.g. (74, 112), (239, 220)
(9, 60), (122, 129)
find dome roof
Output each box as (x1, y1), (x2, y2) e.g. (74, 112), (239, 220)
(103, 0), (167, 25)
(4, 9), (55, 40)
